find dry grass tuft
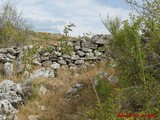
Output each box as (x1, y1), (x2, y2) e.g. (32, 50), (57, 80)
(17, 62), (114, 120)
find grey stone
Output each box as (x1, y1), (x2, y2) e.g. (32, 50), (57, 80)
(7, 48), (20, 56)
(62, 54), (70, 59)
(28, 45), (33, 50)
(59, 57), (63, 60)
(0, 48), (8, 53)
(0, 100), (17, 120)
(30, 68), (55, 80)
(43, 52), (50, 56)
(67, 87), (78, 95)
(40, 57), (49, 62)
(107, 74), (119, 84)
(75, 60), (84, 65)
(95, 39), (105, 44)
(42, 60), (52, 67)
(91, 34), (108, 45)
(74, 46), (81, 50)
(0, 80), (28, 119)
(54, 51), (62, 56)
(65, 83), (84, 99)
(58, 59), (67, 65)
(82, 48), (92, 53)
(65, 59), (71, 64)
(76, 50), (85, 57)
(16, 59), (24, 73)
(75, 83), (83, 89)
(6, 53), (16, 59)
(51, 62), (60, 69)
(23, 46), (28, 51)
(71, 55), (79, 60)
(4, 62), (13, 77)
(86, 52), (94, 58)
(94, 50), (102, 56)
(38, 84), (47, 95)
(94, 79), (99, 86)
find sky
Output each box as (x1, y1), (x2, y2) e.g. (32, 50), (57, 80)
(0, 0), (134, 36)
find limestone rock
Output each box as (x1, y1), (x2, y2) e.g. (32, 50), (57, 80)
(30, 68), (55, 80)
(51, 62), (60, 69)
(76, 50), (85, 57)
(58, 59), (67, 65)
(107, 74), (119, 84)
(94, 50), (102, 56)
(16, 59), (24, 73)
(62, 54), (70, 59)
(4, 62), (13, 77)
(38, 84), (47, 95)
(42, 60), (52, 67)
(75, 60), (84, 65)
(86, 52), (94, 58)
(74, 46), (81, 50)
(82, 48), (92, 53)
(28, 45), (33, 50)
(0, 100), (18, 120)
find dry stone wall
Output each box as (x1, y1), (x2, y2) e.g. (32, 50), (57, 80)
(0, 34), (112, 78)
(32, 34), (112, 69)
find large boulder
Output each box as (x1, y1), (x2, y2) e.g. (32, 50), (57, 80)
(0, 100), (18, 120)
(30, 68), (55, 80)
(0, 80), (30, 120)
(0, 80), (23, 103)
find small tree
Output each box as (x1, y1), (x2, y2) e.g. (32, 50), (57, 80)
(0, 2), (32, 47)
(63, 22), (75, 36)
(101, 15), (121, 35)
(102, 0), (160, 87)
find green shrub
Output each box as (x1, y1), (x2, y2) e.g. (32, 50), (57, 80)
(0, 2), (31, 47)
(86, 1), (160, 119)
(41, 46), (55, 54)
(29, 84), (40, 100)
(61, 42), (73, 55)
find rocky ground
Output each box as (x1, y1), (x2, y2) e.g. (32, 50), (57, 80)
(0, 34), (118, 120)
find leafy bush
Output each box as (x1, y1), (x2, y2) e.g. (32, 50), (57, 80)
(0, 2), (32, 47)
(86, 0), (160, 119)
(63, 22), (76, 36)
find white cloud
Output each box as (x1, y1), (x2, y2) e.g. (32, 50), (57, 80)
(0, 0), (132, 36)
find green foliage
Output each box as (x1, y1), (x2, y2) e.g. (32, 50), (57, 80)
(86, 88), (121, 120)
(41, 46), (55, 54)
(95, 78), (113, 102)
(23, 46), (39, 67)
(101, 15), (121, 35)
(86, 1), (160, 119)
(29, 84), (40, 100)
(60, 42), (73, 55)
(114, 21), (148, 86)
(0, 2), (31, 47)
(63, 22), (76, 36)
